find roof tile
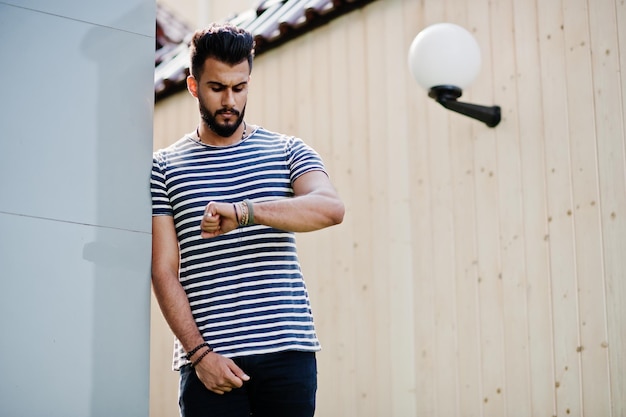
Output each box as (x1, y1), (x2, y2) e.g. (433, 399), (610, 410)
(155, 0), (377, 101)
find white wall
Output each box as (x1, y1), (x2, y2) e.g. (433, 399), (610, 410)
(0, 1), (155, 416)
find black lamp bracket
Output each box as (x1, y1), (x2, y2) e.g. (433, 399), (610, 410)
(428, 85), (501, 128)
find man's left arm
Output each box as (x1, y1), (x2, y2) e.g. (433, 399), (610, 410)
(200, 170), (344, 237)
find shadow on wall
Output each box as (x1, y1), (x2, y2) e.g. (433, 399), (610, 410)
(81, 2), (154, 416)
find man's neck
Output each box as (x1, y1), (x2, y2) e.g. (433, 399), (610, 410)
(197, 122), (246, 146)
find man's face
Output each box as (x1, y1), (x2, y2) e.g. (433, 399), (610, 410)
(192, 57), (250, 138)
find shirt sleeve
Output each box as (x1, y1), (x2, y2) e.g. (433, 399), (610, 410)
(151, 152), (173, 217)
(286, 136), (328, 183)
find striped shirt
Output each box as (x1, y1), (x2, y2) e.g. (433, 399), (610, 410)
(151, 127), (324, 370)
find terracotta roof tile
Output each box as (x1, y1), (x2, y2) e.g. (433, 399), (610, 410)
(155, 4), (193, 67)
(155, 0), (377, 101)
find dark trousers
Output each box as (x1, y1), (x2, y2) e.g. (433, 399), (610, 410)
(179, 351), (317, 417)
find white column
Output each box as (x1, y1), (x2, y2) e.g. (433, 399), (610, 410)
(0, 1), (154, 416)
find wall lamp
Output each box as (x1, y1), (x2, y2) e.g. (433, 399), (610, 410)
(408, 23), (501, 128)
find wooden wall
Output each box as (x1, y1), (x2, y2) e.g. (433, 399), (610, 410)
(151, 0), (626, 416)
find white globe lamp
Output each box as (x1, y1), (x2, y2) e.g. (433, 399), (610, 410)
(408, 23), (501, 127)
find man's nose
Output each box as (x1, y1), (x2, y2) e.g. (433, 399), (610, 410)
(222, 89), (236, 107)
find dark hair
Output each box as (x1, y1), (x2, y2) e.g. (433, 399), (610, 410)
(189, 23), (255, 80)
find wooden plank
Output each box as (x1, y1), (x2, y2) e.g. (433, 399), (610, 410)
(416, 0), (471, 415)
(343, 10), (380, 417)
(276, 39), (298, 137)
(563, 0), (613, 414)
(537, 0), (583, 415)
(589, 0), (626, 415)
(378, 2), (419, 415)
(259, 50), (281, 131)
(406, 0), (439, 415)
(465, 0), (507, 415)
(446, 17), (484, 413)
(489, 0), (533, 415)
(292, 33), (315, 139)
(363, 1), (394, 415)
(444, 1), (490, 416)
(609, 0), (626, 414)
(422, 0), (464, 415)
(512, 0), (558, 415)
(243, 52), (265, 124)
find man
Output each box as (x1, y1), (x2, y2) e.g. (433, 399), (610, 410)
(151, 23), (345, 417)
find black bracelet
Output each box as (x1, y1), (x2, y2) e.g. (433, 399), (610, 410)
(191, 346), (213, 367)
(185, 342), (209, 360)
(233, 203), (240, 225)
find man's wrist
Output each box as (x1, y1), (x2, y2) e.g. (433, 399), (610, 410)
(191, 347), (213, 367)
(185, 341), (211, 360)
(236, 200), (255, 227)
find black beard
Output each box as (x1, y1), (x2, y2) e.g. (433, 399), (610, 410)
(199, 102), (246, 138)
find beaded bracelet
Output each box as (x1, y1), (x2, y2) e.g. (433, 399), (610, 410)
(191, 346), (213, 367)
(185, 342), (209, 360)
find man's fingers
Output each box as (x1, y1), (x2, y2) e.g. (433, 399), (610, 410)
(201, 209), (222, 238)
(196, 352), (249, 392)
(209, 380), (238, 394)
(214, 385), (231, 394)
(202, 213), (219, 226)
(204, 201), (218, 217)
(228, 363), (250, 384)
(224, 374), (244, 389)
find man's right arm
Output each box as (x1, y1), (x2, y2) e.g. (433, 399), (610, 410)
(151, 215), (204, 351)
(151, 215), (249, 394)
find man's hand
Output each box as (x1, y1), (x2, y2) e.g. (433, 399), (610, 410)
(194, 351), (250, 394)
(200, 202), (238, 238)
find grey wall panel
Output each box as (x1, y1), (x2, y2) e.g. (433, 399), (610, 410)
(0, 213), (151, 417)
(0, 3), (153, 233)
(0, 0), (154, 37)
(0, 0), (154, 415)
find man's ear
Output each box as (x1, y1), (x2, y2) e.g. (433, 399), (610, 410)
(187, 75), (198, 98)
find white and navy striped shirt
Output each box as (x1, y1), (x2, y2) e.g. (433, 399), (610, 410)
(151, 127), (324, 370)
